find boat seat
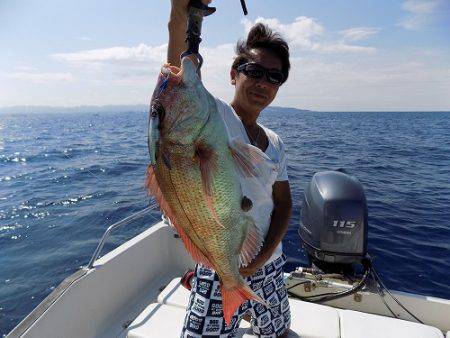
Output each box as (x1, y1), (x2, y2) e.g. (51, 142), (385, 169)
(157, 277), (190, 309)
(128, 277), (444, 338)
(126, 302), (254, 338)
(156, 277), (341, 338)
(339, 309), (444, 338)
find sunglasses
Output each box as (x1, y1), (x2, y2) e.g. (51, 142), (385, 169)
(236, 63), (285, 85)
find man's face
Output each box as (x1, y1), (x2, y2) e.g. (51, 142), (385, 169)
(231, 48), (283, 112)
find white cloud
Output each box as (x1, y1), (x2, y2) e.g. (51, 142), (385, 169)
(2, 42), (449, 110)
(6, 72), (75, 83)
(242, 17), (377, 54)
(7, 14), (444, 110)
(242, 16), (324, 49)
(51, 44), (169, 86)
(402, 0), (441, 14)
(16, 66), (39, 72)
(275, 55), (450, 111)
(199, 50), (450, 110)
(200, 44), (236, 97)
(52, 43), (167, 65)
(398, 0), (445, 29)
(52, 17), (379, 81)
(311, 43), (376, 54)
(76, 36), (93, 41)
(201, 44), (236, 69)
(48, 43), (236, 98)
(339, 27), (380, 42)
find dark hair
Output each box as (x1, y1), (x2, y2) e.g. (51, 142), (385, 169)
(232, 23), (290, 84)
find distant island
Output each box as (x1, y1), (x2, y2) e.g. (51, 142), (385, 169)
(264, 106), (311, 114)
(0, 105), (311, 115)
(0, 105), (149, 115)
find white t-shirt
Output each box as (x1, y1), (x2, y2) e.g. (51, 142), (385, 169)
(215, 98), (288, 264)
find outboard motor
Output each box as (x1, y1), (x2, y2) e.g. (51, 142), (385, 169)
(290, 171), (420, 318)
(299, 170), (368, 274)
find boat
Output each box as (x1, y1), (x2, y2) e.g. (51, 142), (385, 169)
(6, 171), (450, 338)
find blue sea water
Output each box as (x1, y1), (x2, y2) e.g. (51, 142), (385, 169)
(1, 109), (449, 335)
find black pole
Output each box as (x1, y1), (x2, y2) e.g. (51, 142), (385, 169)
(240, 0), (248, 15)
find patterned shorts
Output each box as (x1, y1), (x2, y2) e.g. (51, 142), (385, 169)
(180, 254), (291, 338)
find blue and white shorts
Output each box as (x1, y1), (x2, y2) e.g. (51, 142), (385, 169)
(181, 254), (291, 338)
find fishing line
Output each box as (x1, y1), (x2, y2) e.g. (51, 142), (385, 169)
(369, 261), (423, 324)
(62, 152), (102, 181)
(374, 277), (397, 318)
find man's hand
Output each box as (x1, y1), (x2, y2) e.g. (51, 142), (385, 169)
(171, 0), (212, 18)
(239, 255), (268, 278)
(239, 181), (292, 279)
(170, 0), (189, 19)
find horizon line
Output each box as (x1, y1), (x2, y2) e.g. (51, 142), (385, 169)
(0, 104), (449, 114)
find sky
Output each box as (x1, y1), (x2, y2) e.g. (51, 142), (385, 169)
(0, 0), (449, 111)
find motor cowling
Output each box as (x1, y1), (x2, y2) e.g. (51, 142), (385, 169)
(299, 171), (368, 266)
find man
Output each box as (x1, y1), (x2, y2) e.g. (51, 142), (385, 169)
(168, 1), (293, 337)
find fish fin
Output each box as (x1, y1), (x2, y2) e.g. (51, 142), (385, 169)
(239, 218), (264, 268)
(221, 282), (266, 327)
(145, 165), (159, 197)
(195, 141), (225, 229)
(162, 152), (172, 170)
(195, 141), (218, 197)
(176, 223), (214, 268)
(145, 165), (214, 269)
(228, 138), (275, 180)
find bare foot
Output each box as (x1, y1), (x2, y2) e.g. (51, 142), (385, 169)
(242, 313), (251, 322)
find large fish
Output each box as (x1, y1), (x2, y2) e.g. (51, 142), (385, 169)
(146, 56), (274, 325)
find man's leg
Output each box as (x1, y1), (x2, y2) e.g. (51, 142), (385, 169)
(247, 255), (291, 338)
(180, 264), (243, 338)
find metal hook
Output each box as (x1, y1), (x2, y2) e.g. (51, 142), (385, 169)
(182, 0), (248, 71)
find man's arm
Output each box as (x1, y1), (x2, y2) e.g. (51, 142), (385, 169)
(168, 1), (188, 67)
(168, 0), (211, 67)
(240, 180), (293, 277)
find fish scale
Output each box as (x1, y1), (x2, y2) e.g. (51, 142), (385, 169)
(157, 138), (245, 280)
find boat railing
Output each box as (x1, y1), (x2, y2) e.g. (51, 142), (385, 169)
(87, 206), (153, 269)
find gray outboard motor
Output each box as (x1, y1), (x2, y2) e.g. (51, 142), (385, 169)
(299, 170), (368, 274)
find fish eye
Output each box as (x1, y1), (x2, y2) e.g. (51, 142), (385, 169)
(150, 100), (165, 120)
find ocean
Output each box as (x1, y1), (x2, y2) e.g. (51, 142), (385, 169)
(1, 109), (449, 335)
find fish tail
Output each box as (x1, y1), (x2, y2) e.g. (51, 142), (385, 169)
(221, 281), (265, 327)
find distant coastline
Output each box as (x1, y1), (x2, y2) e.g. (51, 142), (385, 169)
(0, 105), (312, 115)
(0, 105), (149, 115)
(0, 105), (448, 115)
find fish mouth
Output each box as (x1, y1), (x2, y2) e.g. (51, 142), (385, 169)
(162, 64), (181, 76)
(161, 63), (182, 84)
(161, 55), (200, 84)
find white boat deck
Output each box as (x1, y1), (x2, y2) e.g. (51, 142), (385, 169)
(125, 277), (445, 338)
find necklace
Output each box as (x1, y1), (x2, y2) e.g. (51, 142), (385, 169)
(243, 123), (261, 147)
